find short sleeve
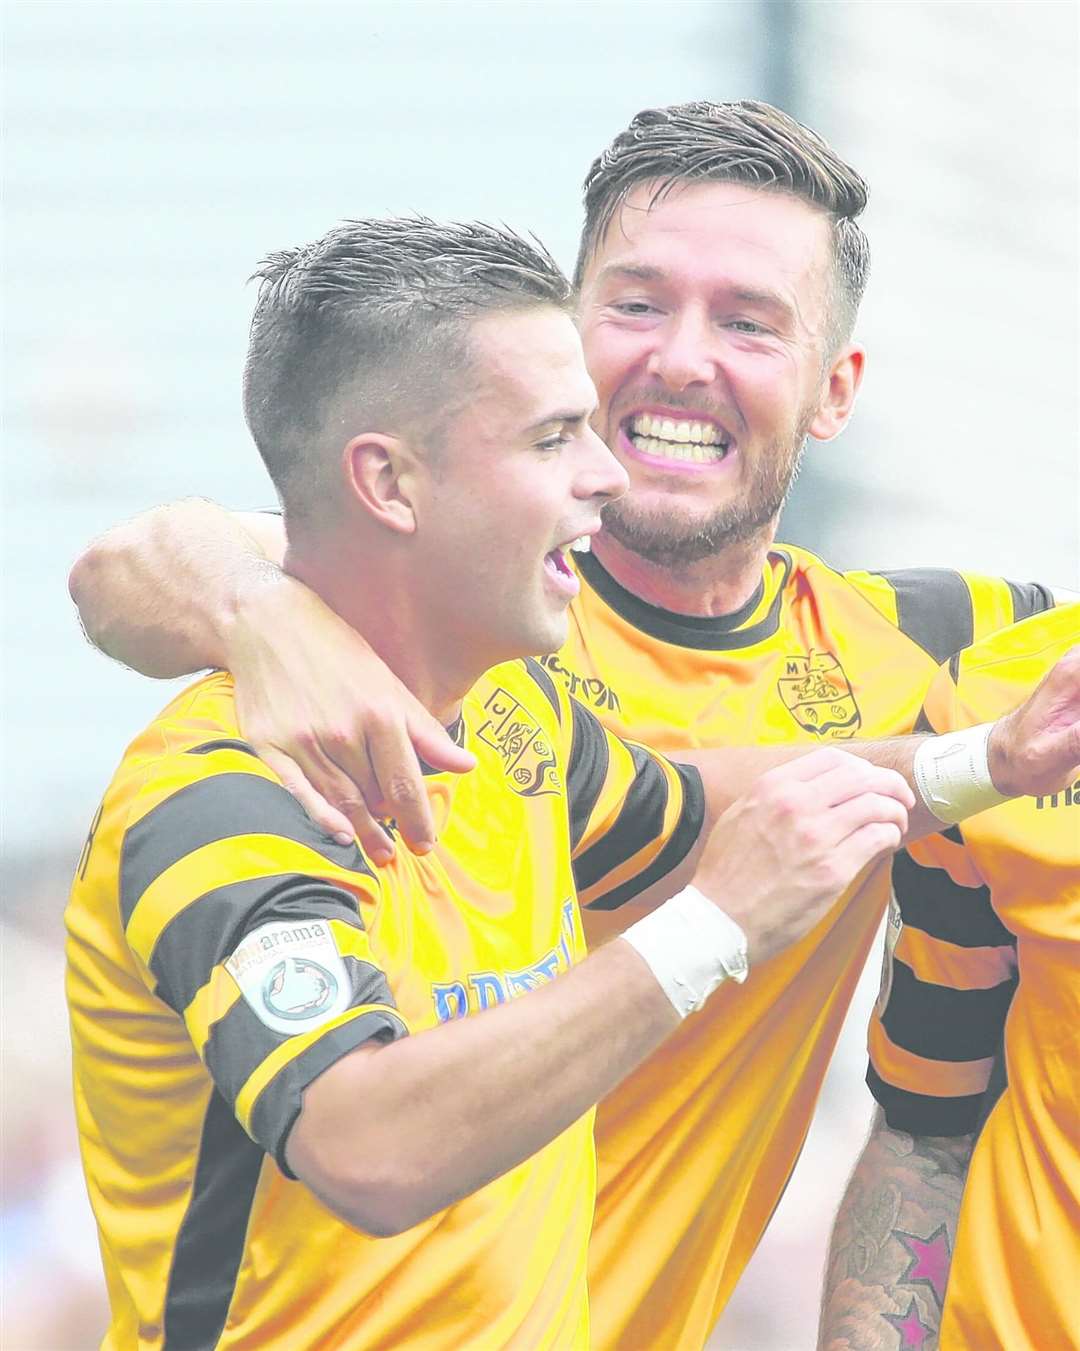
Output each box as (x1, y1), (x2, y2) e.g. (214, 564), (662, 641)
(866, 663), (1017, 1136)
(119, 740), (408, 1171)
(563, 695), (704, 911)
(848, 568), (1055, 664)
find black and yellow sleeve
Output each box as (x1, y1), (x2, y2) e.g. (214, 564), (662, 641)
(867, 828), (1017, 1136)
(848, 567), (1055, 664)
(120, 739), (408, 1170)
(563, 697), (705, 911)
(866, 667), (1017, 1136)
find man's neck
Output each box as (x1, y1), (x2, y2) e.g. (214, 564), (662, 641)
(284, 542), (474, 727)
(589, 526), (776, 619)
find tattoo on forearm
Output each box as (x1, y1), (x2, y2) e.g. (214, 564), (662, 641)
(818, 1115), (973, 1351)
(894, 1225), (950, 1308)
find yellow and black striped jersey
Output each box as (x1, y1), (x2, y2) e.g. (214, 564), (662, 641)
(867, 604), (1080, 1351)
(66, 656), (703, 1351)
(547, 543), (1054, 1351)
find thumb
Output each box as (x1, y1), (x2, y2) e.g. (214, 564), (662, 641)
(408, 712), (477, 775)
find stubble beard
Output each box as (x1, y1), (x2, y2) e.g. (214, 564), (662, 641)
(599, 414), (813, 569)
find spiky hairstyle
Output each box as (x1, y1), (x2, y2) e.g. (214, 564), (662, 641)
(243, 217), (572, 527)
(574, 100), (870, 347)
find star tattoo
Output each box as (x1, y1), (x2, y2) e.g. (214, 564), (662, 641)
(883, 1297), (934, 1349)
(896, 1223), (951, 1306)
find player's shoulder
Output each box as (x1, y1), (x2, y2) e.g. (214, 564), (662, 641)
(952, 601), (1080, 686)
(109, 670), (275, 829)
(922, 602), (1080, 733)
(470, 657), (568, 732)
(832, 561), (1052, 664)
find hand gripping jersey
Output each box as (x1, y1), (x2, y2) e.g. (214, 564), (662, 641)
(66, 657), (703, 1351)
(546, 544), (1053, 1351)
(868, 605), (1080, 1351)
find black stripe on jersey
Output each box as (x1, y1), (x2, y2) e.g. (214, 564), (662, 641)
(163, 1088), (264, 1351)
(874, 569), (974, 664)
(866, 1063), (986, 1137)
(891, 849), (1015, 949)
(584, 762), (705, 911)
(575, 548), (790, 651)
(1007, 580), (1055, 623)
(881, 957), (1016, 1063)
(947, 652), (961, 684)
(120, 772), (372, 927)
(573, 743), (668, 894)
(522, 656), (562, 723)
(186, 738), (260, 757)
(566, 698), (610, 852)
(149, 876), (369, 1016)
(255, 1009), (408, 1175)
(203, 954), (399, 1121)
(912, 706), (937, 736)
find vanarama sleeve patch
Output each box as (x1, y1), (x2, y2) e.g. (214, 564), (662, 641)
(226, 918), (353, 1036)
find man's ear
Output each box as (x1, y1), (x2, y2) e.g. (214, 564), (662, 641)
(808, 344), (865, 442)
(343, 433), (418, 535)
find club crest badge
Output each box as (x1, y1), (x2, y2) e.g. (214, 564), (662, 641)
(778, 650), (861, 738)
(226, 919), (352, 1037)
(475, 687), (561, 797)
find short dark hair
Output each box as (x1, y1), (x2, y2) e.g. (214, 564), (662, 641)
(574, 100), (870, 348)
(244, 217), (573, 527)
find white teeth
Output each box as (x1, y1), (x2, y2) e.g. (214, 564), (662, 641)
(629, 412), (726, 449)
(628, 433), (726, 462)
(569, 536), (591, 553)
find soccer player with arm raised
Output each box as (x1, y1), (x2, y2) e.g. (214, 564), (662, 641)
(820, 607), (1080, 1351)
(70, 104), (1077, 1349)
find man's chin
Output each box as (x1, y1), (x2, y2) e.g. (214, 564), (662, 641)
(600, 494), (784, 565)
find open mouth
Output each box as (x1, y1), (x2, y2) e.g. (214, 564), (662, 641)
(623, 412), (733, 465)
(545, 547), (574, 579)
(543, 545), (580, 599)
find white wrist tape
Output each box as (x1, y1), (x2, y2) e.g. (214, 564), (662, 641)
(621, 884), (749, 1020)
(912, 722), (1010, 825)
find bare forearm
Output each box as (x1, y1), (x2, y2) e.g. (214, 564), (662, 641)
(679, 737), (943, 849)
(819, 1109), (973, 1351)
(68, 499), (285, 676)
(289, 936), (679, 1233)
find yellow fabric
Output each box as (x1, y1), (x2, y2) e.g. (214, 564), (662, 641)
(904, 606), (1080, 1351)
(554, 545), (1041, 1351)
(67, 657), (698, 1350)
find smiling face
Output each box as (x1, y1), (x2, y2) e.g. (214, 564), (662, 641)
(410, 306), (628, 671)
(578, 180), (860, 566)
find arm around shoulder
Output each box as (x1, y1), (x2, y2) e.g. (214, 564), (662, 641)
(68, 498), (286, 676)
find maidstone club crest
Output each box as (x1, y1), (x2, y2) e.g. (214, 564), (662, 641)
(476, 687), (561, 796)
(778, 650), (861, 738)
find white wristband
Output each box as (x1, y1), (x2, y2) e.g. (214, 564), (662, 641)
(621, 884), (749, 1020)
(912, 722), (1010, 825)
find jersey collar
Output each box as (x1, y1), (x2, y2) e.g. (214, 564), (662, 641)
(575, 548), (792, 651)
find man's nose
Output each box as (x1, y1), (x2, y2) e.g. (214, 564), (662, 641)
(646, 309), (718, 391)
(576, 426), (629, 503)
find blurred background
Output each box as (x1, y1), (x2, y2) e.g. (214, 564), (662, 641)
(2, 1), (1077, 1346)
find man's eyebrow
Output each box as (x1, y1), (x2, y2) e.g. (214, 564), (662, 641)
(525, 404), (598, 433)
(595, 266), (799, 323)
(593, 263), (665, 286)
(731, 286), (796, 320)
